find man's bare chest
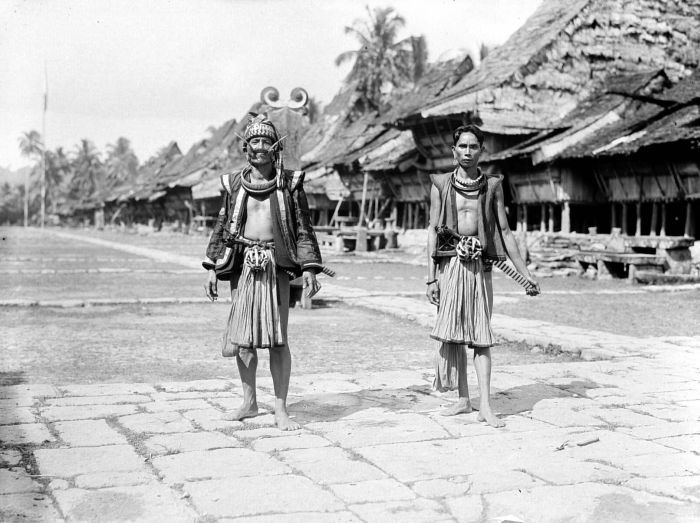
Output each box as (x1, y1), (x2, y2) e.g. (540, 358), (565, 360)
(455, 191), (479, 214)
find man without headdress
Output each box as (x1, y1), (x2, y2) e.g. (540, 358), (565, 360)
(426, 124), (540, 427)
(204, 114), (325, 431)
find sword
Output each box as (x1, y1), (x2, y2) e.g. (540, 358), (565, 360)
(435, 226), (535, 293)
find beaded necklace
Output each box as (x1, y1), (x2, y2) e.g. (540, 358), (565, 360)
(451, 170), (485, 193)
(240, 166), (277, 195)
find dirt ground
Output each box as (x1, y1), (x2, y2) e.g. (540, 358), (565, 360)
(2, 226), (697, 384)
(1, 300), (579, 385)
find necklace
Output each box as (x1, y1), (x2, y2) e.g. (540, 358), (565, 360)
(451, 170), (485, 192)
(240, 167), (277, 195)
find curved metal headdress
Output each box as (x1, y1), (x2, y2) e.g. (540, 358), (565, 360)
(260, 87), (309, 111)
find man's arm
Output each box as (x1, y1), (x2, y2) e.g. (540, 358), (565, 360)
(494, 184), (539, 295)
(292, 173), (322, 297)
(426, 185), (441, 306)
(203, 189), (230, 301)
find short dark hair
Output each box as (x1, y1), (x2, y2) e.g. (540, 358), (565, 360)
(453, 124), (484, 147)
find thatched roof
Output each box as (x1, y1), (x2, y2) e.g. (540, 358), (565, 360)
(487, 69), (671, 162)
(561, 69), (700, 158)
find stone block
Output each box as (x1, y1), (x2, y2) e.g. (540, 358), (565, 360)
(232, 427), (291, 439)
(279, 447), (386, 485)
(117, 411), (194, 434)
(53, 485), (196, 522)
(143, 431), (241, 455)
(156, 379), (231, 392)
(0, 407), (36, 425)
(0, 423), (54, 445)
(349, 498), (450, 522)
(599, 451), (700, 477)
(184, 475), (344, 517)
(42, 404), (137, 421)
(445, 494), (485, 523)
(655, 434), (700, 453)
(221, 512), (360, 523)
(625, 475), (700, 503)
(474, 483), (698, 522)
(411, 477), (472, 498)
(152, 448), (289, 483)
(60, 383), (155, 396)
(181, 408), (245, 431)
(0, 469), (42, 494)
(251, 434), (331, 452)
(34, 445), (145, 477)
(0, 449), (22, 467)
(74, 470), (154, 489)
(142, 399), (212, 412)
(578, 407), (661, 427)
(0, 493), (61, 521)
(306, 411), (449, 448)
(617, 421), (700, 440)
(46, 394), (151, 406)
(330, 478), (415, 504)
(0, 384), (59, 400)
(54, 419), (128, 446)
(519, 457), (629, 485)
(528, 408), (606, 427)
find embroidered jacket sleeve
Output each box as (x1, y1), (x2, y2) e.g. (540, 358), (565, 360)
(202, 188), (230, 270)
(291, 172), (323, 273)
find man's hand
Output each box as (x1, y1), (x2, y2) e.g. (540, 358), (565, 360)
(526, 276), (540, 296)
(426, 281), (440, 306)
(204, 270), (218, 301)
(302, 270), (321, 298)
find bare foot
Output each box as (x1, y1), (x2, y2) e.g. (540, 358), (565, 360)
(275, 411), (301, 431)
(477, 407), (505, 428)
(222, 402), (258, 421)
(440, 398), (473, 416)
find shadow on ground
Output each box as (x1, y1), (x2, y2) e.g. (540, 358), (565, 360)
(288, 382), (586, 423)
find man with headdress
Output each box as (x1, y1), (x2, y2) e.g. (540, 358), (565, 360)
(426, 124), (539, 428)
(203, 114), (325, 431)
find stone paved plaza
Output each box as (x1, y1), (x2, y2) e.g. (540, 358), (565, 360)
(1, 228), (699, 521)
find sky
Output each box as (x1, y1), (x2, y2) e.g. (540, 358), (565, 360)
(0, 0), (542, 170)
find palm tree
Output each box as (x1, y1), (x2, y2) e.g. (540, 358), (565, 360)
(44, 147), (72, 214)
(18, 130), (43, 226)
(69, 139), (104, 202)
(105, 137), (139, 187)
(335, 6), (427, 112)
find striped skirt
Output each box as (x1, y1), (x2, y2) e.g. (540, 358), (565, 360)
(431, 255), (494, 391)
(221, 246), (285, 357)
(431, 255), (493, 347)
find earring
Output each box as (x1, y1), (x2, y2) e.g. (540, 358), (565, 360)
(452, 157), (458, 166)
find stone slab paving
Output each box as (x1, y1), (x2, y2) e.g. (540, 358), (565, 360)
(2, 232), (699, 521)
(1, 352), (698, 521)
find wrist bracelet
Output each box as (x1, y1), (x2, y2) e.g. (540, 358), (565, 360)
(426, 279), (438, 285)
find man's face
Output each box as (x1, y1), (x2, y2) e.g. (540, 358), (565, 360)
(452, 132), (482, 170)
(247, 136), (275, 166)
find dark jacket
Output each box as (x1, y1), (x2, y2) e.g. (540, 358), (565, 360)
(429, 171), (507, 262)
(203, 168), (323, 282)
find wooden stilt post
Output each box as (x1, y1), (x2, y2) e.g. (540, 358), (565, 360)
(561, 201), (571, 233)
(516, 205), (522, 232)
(685, 200), (695, 238)
(611, 202), (617, 229)
(650, 202), (658, 237)
(635, 202), (642, 236)
(523, 205), (528, 233)
(358, 171), (369, 227)
(621, 203), (628, 235)
(660, 202), (667, 236)
(548, 203), (554, 233)
(540, 203), (546, 232)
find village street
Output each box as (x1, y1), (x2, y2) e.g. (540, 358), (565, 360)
(1, 226), (699, 522)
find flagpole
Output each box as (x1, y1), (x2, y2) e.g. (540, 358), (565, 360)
(41, 61), (48, 228)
